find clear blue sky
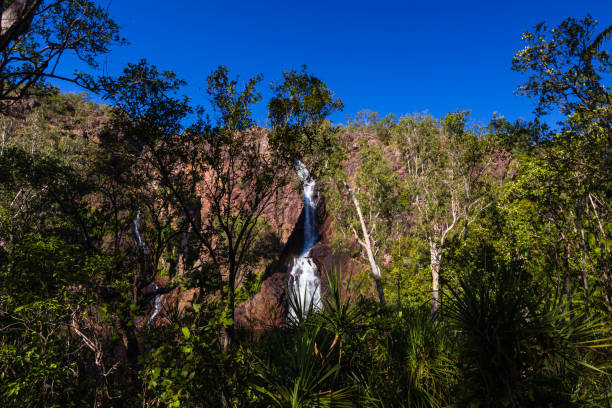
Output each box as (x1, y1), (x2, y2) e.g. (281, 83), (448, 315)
(56, 0), (612, 127)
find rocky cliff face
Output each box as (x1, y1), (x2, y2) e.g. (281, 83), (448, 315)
(233, 132), (402, 330)
(233, 129), (518, 330)
(7, 94), (518, 335)
(234, 181), (321, 330)
(234, 180), (362, 330)
(141, 164), (306, 328)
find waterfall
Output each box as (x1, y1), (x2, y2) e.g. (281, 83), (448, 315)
(289, 161), (321, 318)
(133, 208), (162, 325)
(133, 209), (148, 254)
(148, 283), (164, 326)
(133, 147), (163, 326)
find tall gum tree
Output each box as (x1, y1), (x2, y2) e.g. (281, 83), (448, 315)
(329, 141), (405, 305)
(0, 0), (124, 111)
(105, 63), (342, 348)
(395, 114), (491, 315)
(512, 15), (612, 315)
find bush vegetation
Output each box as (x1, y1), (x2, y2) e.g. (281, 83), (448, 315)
(0, 4), (610, 407)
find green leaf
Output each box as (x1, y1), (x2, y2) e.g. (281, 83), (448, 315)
(181, 327), (190, 339)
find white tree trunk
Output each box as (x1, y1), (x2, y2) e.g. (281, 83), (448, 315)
(429, 239), (441, 316)
(0, 0), (40, 50)
(345, 182), (385, 304)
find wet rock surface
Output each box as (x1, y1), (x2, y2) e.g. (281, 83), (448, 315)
(235, 178), (362, 329)
(235, 272), (290, 330)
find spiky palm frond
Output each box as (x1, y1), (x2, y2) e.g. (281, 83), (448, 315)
(287, 277), (319, 328)
(319, 268), (362, 336)
(253, 324), (355, 407)
(444, 265), (612, 407)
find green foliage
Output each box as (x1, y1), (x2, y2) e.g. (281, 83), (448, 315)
(0, 0), (125, 109)
(1, 297), (74, 407)
(386, 235), (431, 310)
(487, 114), (548, 155)
(319, 270), (362, 337)
(268, 65), (344, 166)
(140, 303), (240, 407)
(443, 238), (612, 406)
(2, 8), (612, 407)
(253, 324), (353, 407)
(352, 308), (455, 408)
(207, 65), (263, 131)
(511, 14), (612, 319)
(512, 15), (611, 122)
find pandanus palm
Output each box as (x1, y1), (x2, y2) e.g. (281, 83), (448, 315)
(253, 279), (354, 407)
(253, 324), (353, 407)
(444, 246), (612, 406)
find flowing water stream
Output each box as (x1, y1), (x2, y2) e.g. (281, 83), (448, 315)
(133, 209), (147, 254)
(289, 161), (321, 318)
(133, 208), (162, 325)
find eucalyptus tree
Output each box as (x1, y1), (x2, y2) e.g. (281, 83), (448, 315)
(512, 15), (612, 315)
(0, 0), (123, 111)
(394, 114), (491, 315)
(268, 65), (344, 170)
(105, 62), (342, 348)
(441, 112), (494, 241)
(326, 142), (405, 305)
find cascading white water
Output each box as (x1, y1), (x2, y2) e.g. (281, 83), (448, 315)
(134, 208), (162, 325)
(289, 161), (321, 318)
(133, 147), (163, 326)
(133, 209), (147, 253)
(148, 283), (164, 325)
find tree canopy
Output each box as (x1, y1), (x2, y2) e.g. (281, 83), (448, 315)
(0, 5), (611, 407)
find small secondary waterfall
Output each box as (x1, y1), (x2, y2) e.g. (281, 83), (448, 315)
(133, 209), (148, 255)
(133, 146), (163, 326)
(148, 283), (164, 325)
(289, 161), (321, 318)
(133, 208), (162, 325)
